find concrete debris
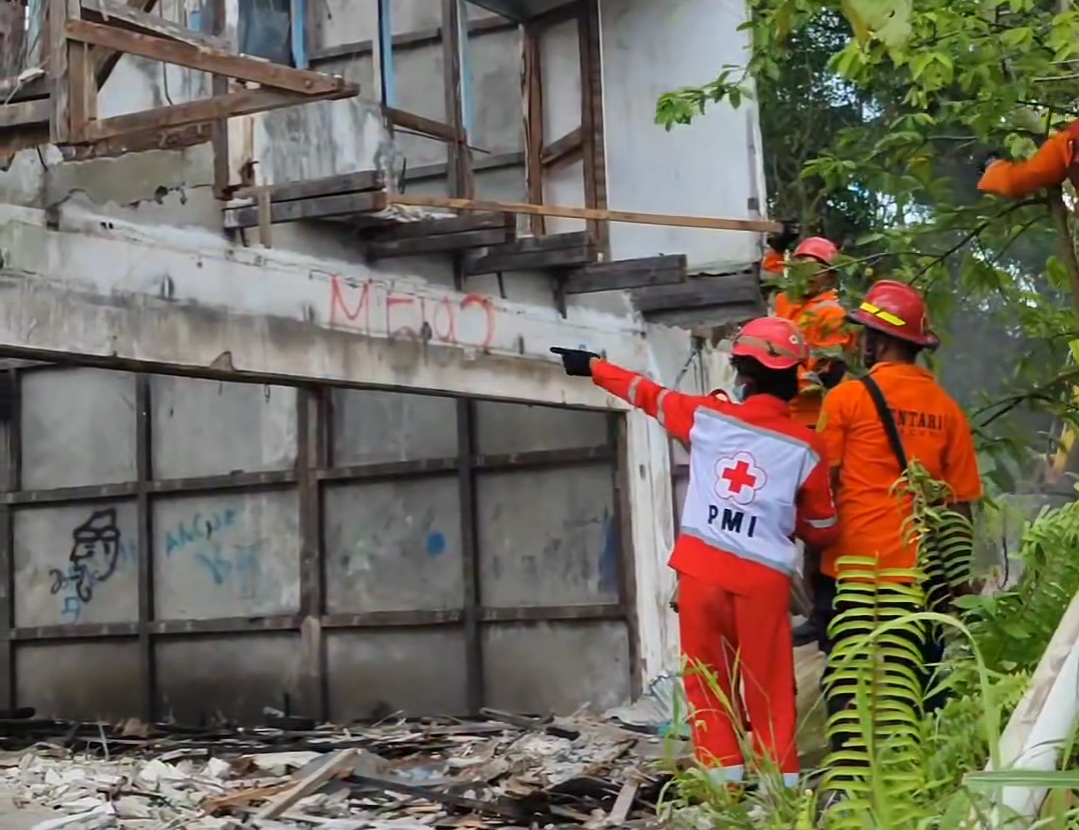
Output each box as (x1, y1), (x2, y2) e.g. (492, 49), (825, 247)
(0, 711), (680, 830)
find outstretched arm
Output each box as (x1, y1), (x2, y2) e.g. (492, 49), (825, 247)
(590, 359), (699, 444)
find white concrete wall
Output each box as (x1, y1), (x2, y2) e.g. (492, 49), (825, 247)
(0, 0), (755, 690)
(599, 0), (768, 270)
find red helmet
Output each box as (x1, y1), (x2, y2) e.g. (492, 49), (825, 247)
(847, 279), (939, 349)
(731, 317), (809, 370)
(792, 237), (839, 265)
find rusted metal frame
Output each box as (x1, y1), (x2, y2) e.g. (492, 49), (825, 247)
(610, 411), (641, 698)
(0, 370), (21, 710)
(441, 0), (473, 199)
(0, 445), (614, 507)
(6, 604), (626, 641)
(296, 386), (328, 720)
(521, 21), (544, 235)
(577, 0), (608, 258)
(134, 374), (155, 722)
(457, 399), (483, 714)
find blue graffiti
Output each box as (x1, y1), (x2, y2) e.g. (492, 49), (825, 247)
(598, 509), (619, 594)
(425, 531), (446, 557)
(164, 507), (239, 557)
(162, 506), (266, 597)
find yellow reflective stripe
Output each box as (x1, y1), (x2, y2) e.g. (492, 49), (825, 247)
(858, 301), (905, 327)
(627, 376), (642, 405)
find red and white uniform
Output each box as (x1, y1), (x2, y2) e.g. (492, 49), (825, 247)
(591, 360), (838, 785)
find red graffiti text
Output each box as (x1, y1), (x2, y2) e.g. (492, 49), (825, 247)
(328, 275), (496, 349)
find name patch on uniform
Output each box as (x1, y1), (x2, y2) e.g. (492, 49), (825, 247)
(707, 505), (758, 538)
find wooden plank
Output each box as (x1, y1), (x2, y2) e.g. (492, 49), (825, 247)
(224, 191), (387, 229)
(49, 0), (79, 143)
(233, 169), (385, 203)
(92, 0), (159, 88)
(522, 25), (544, 235)
(0, 100), (50, 129)
(253, 749), (358, 821)
(66, 19), (349, 96)
(365, 211), (513, 241)
(80, 84), (356, 143)
(367, 227), (512, 260)
(0, 74), (49, 105)
(385, 106), (461, 142)
(563, 254), (687, 295)
(541, 125), (582, 168)
(68, 40), (96, 138)
(390, 194), (783, 233)
(0, 120), (211, 157)
(633, 271), (761, 314)
(465, 243), (596, 275)
(484, 231), (590, 254)
(81, 0), (230, 50)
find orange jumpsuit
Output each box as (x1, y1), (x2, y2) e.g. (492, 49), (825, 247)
(590, 361), (839, 785)
(774, 290), (853, 428)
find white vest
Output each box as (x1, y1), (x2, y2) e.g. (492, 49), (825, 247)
(679, 407), (820, 574)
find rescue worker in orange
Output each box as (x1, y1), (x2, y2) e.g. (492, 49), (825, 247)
(551, 317), (839, 788)
(764, 227), (855, 646)
(763, 228), (856, 427)
(814, 280), (983, 749)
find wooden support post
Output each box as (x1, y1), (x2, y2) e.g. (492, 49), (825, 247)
(441, 0), (472, 199)
(522, 24), (545, 236)
(578, 0), (608, 257)
(48, 0), (81, 143)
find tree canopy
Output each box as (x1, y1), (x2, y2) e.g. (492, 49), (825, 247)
(656, 0), (1079, 492)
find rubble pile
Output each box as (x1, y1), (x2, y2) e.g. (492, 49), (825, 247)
(0, 710), (677, 830)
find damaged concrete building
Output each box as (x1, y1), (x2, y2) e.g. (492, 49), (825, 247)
(0, 0), (772, 725)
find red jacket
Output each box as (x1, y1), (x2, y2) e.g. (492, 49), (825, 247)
(592, 361), (839, 593)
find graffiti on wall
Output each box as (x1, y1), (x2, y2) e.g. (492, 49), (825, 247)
(162, 505), (269, 599)
(339, 505), (447, 575)
(49, 508), (137, 623)
(327, 275), (497, 350)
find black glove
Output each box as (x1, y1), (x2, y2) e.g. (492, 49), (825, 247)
(978, 152), (1004, 174)
(551, 347), (599, 377)
(767, 219), (800, 254)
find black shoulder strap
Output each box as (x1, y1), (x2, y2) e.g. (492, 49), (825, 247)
(860, 375), (908, 472)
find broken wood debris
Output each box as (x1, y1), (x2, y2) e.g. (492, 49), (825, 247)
(0, 710), (676, 830)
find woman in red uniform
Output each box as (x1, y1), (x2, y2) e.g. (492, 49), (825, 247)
(552, 317), (839, 787)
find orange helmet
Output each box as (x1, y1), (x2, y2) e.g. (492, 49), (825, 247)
(792, 237), (839, 265)
(847, 279), (939, 349)
(731, 317), (809, 370)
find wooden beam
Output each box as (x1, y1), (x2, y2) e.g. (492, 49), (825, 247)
(49, 0), (80, 143)
(92, 0), (159, 89)
(541, 126), (582, 168)
(563, 254), (687, 295)
(365, 212), (513, 241)
(80, 84), (356, 142)
(80, 0), (230, 50)
(232, 169), (384, 203)
(1, 120), (212, 156)
(0, 100), (50, 130)
(522, 24), (544, 235)
(309, 15), (515, 64)
(464, 232), (597, 275)
(633, 271), (761, 314)
(389, 194), (784, 233)
(385, 106), (462, 143)
(223, 191), (387, 229)
(66, 19), (349, 96)
(368, 227), (511, 260)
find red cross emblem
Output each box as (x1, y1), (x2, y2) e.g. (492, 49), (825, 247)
(714, 452), (766, 506)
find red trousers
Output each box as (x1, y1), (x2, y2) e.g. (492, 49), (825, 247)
(678, 571), (798, 781)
